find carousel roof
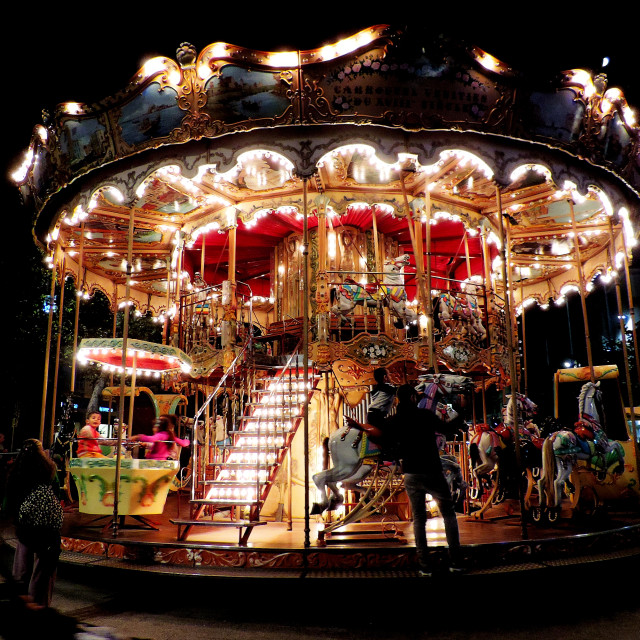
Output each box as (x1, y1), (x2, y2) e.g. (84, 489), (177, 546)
(12, 25), (640, 311)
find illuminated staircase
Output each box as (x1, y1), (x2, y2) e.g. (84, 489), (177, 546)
(172, 349), (317, 544)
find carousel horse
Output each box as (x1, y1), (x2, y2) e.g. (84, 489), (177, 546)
(311, 374), (470, 515)
(49, 396), (80, 503)
(537, 381), (625, 512)
(468, 394), (541, 507)
(435, 275), (487, 342)
(330, 254), (418, 329)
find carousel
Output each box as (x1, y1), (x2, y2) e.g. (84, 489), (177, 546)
(10, 25), (640, 575)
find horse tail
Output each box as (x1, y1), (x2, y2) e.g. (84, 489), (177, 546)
(322, 436), (330, 470)
(468, 441), (479, 467)
(541, 436), (556, 506)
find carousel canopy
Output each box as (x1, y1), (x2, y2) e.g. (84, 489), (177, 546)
(78, 338), (192, 375)
(12, 25), (640, 311)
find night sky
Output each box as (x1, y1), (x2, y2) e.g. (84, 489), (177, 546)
(2, 12), (639, 433)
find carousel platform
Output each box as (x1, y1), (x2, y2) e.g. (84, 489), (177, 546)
(3, 492), (640, 581)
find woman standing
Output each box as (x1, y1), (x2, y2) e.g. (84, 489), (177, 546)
(131, 414), (189, 460)
(6, 439), (63, 607)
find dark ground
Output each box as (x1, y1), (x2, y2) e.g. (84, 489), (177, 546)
(2, 540), (640, 640)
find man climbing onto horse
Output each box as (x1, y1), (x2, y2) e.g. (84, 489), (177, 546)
(394, 384), (466, 576)
(346, 384), (466, 575)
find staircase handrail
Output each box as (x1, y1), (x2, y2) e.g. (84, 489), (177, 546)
(190, 340), (252, 502)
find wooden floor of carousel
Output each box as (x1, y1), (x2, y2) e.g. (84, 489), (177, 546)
(4, 491), (640, 580)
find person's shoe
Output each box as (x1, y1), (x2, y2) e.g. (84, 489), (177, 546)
(448, 564), (467, 575)
(418, 567), (433, 578)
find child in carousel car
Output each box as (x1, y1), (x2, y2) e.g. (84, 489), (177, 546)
(130, 414), (190, 460)
(76, 411), (108, 458)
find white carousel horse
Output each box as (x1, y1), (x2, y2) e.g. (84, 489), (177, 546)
(537, 381), (625, 512)
(330, 254), (418, 329)
(436, 275), (487, 342)
(310, 420), (382, 515)
(311, 374), (470, 515)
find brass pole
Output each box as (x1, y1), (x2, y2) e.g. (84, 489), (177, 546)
(607, 217), (639, 452)
(463, 231), (472, 280)
(371, 204), (381, 274)
(228, 225), (237, 284)
(127, 352), (137, 432)
(520, 269), (528, 397)
(70, 222), (85, 392)
(619, 218), (640, 391)
(424, 191), (438, 373)
(302, 177), (311, 548)
(400, 173), (433, 371)
(49, 254), (67, 447)
(568, 199), (595, 383)
(107, 286), (117, 431)
(201, 233), (206, 277)
(496, 185), (528, 539)
(164, 259), (171, 345)
(40, 264), (57, 442)
(481, 377), (487, 423)
(113, 207), (135, 537)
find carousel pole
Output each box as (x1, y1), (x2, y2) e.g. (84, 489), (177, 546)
(113, 207), (135, 537)
(127, 352), (137, 432)
(568, 199), (596, 383)
(302, 177), (311, 549)
(70, 222), (85, 393)
(49, 254), (67, 447)
(40, 262), (57, 442)
(607, 216), (639, 450)
(371, 204), (381, 274)
(400, 174), (433, 368)
(481, 377), (488, 423)
(519, 269), (528, 397)
(107, 286), (117, 432)
(423, 190), (438, 373)
(163, 259), (171, 345)
(201, 233), (206, 278)
(463, 231), (472, 280)
(371, 205), (383, 333)
(618, 217), (640, 391)
(480, 226), (494, 352)
(496, 185), (528, 539)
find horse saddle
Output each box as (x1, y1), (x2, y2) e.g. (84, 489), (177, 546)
(358, 433), (382, 460)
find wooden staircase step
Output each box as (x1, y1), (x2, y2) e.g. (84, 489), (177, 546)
(170, 518), (267, 544)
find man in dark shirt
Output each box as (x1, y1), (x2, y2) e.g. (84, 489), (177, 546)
(392, 384), (464, 576)
(346, 383), (465, 575)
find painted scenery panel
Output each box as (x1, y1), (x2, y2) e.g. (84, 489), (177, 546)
(313, 48), (500, 125)
(118, 83), (183, 146)
(32, 143), (52, 194)
(603, 112), (632, 168)
(204, 65), (290, 123)
(59, 117), (109, 171)
(525, 89), (582, 143)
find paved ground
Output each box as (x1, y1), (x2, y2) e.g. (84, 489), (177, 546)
(3, 544), (640, 640)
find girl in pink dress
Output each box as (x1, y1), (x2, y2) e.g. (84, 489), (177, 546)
(131, 414), (189, 460)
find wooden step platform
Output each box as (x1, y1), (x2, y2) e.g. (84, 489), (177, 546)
(170, 518), (267, 544)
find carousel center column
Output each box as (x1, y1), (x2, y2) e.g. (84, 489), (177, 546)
(314, 194), (331, 371)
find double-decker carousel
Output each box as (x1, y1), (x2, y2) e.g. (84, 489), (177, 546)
(10, 25), (640, 576)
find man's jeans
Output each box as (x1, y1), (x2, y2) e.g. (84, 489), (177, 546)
(404, 473), (461, 569)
